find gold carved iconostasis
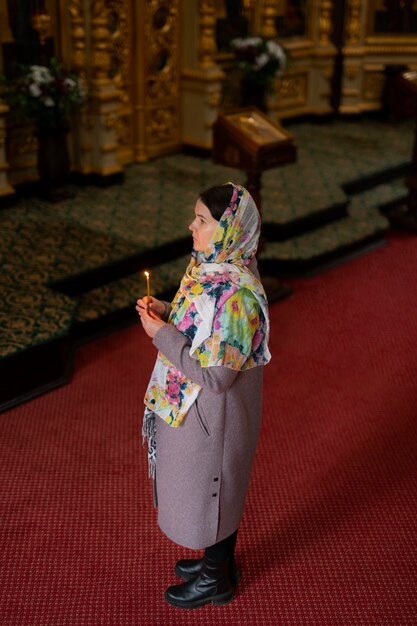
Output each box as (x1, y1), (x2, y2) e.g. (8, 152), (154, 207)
(0, 0), (182, 192)
(341, 0), (417, 113)
(215, 0), (334, 120)
(0, 1), (416, 199)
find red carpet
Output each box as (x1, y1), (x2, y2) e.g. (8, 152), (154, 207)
(1, 233), (416, 626)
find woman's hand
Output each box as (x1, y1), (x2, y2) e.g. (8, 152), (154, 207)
(136, 297), (166, 338)
(136, 296), (165, 318)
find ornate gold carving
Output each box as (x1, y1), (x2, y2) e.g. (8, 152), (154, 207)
(68, 1), (87, 76)
(363, 72), (384, 101)
(8, 160), (37, 173)
(0, 2), (12, 42)
(365, 36), (417, 45)
(127, 1), (181, 160)
(0, 114), (38, 186)
(241, 0), (255, 20)
(114, 114), (133, 148)
(100, 143), (118, 153)
(31, 9), (52, 46)
(343, 46), (366, 56)
(144, 1), (180, 103)
(107, 1), (130, 101)
(199, 0), (217, 68)
(262, 0), (278, 39)
(91, 0), (112, 82)
(276, 74), (308, 104)
(342, 88), (359, 96)
(345, 65), (359, 80)
(81, 113), (94, 129)
(181, 68), (225, 82)
(105, 1), (133, 162)
(365, 44), (417, 54)
(96, 164), (123, 175)
(92, 90), (121, 102)
(103, 113), (117, 129)
(8, 134), (38, 158)
(67, 0), (123, 177)
(319, 0), (333, 45)
(0, 185), (14, 196)
(276, 73), (308, 108)
(346, 0), (362, 46)
(208, 90), (222, 108)
(145, 106), (178, 144)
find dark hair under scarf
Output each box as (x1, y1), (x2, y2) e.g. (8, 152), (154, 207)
(199, 184), (234, 221)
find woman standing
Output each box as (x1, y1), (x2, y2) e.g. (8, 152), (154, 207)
(137, 182), (271, 609)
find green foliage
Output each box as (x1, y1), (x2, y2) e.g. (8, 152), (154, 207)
(0, 58), (85, 131)
(231, 36), (287, 91)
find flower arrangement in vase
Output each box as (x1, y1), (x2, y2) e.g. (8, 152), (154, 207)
(0, 57), (85, 131)
(231, 36), (287, 110)
(0, 58), (85, 199)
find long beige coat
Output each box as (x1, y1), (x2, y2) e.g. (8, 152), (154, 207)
(151, 261), (265, 550)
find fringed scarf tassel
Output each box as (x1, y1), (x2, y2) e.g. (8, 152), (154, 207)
(142, 408), (156, 479)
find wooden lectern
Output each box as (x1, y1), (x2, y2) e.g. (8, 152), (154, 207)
(213, 108), (297, 302)
(387, 71), (417, 233)
(212, 107), (297, 213)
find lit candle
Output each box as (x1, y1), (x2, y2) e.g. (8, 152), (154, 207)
(144, 271), (151, 313)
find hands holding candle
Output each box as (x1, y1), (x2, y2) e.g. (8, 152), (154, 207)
(144, 271), (151, 312)
(136, 270), (166, 338)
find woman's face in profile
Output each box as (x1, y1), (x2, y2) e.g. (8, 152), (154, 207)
(189, 199), (219, 252)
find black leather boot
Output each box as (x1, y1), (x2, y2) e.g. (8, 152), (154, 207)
(174, 557), (241, 585)
(165, 555), (235, 609)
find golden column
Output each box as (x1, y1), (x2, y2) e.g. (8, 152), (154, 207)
(105, 0), (133, 165)
(262, 0), (278, 39)
(68, 0), (91, 173)
(131, 0), (181, 161)
(307, 0), (336, 116)
(0, 2), (15, 202)
(181, 0), (225, 149)
(67, 0), (123, 178)
(89, 0), (122, 176)
(318, 0), (333, 45)
(345, 0), (362, 46)
(69, 1), (87, 78)
(199, 0), (217, 68)
(258, 0), (278, 116)
(340, 0), (365, 114)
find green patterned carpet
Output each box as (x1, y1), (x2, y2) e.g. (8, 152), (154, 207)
(75, 255), (189, 324)
(260, 179), (405, 263)
(0, 118), (413, 360)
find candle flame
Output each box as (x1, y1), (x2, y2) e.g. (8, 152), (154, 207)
(144, 271), (149, 277)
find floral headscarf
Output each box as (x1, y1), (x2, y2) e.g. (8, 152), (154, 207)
(142, 183), (271, 474)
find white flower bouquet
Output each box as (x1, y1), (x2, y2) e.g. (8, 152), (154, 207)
(0, 58), (85, 131)
(231, 36), (287, 90)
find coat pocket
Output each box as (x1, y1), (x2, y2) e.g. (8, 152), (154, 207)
(194, 398), (211, 437)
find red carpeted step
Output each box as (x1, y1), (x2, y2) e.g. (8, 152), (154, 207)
(0, 233), (416, 625)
